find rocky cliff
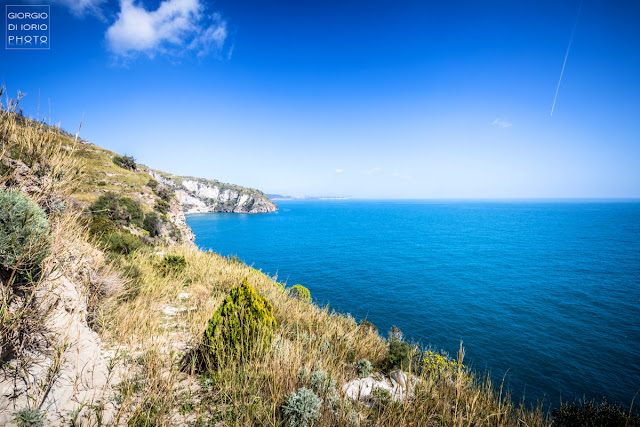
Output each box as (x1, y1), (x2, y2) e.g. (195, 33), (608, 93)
(144, 168), (278, 214)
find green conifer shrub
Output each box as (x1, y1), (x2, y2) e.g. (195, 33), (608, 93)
(290, 284), (311, 303)
(0, 190), (51, 282)
(202, 279), (276, 367)
(282, 387), (321, 427)
(157, 254), (186, 276)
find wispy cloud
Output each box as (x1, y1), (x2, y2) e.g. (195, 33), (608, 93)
(365, 167), (383, 176)
(335, 169), (344, 174)
(49, 0), (106, 17)
(491, 118), (512, 128)
(106, 0), (228, 58)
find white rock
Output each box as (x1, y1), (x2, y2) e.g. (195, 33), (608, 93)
(389, 369), (407, 390)
(343, 371), (415, 404)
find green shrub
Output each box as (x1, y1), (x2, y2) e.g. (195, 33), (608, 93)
(147, 179), (158, 190)
(143, 212), (161, 237)
(202, 279), (276, 367)
(384, 338), (412, 372)
(282, 387), (321, 427)
(155, 199), (170, 215)
(290, 284), (311, 303)
(357, 358), (373, 378)
(90, 192), (144, 227)
(101, 232), (142, 255)
(112, 155), (136, 171)
(0, 190), (51, 282)
(12, 407), (44, 427)
(89, 217), (117, 237)
(551, 398), (640, 427)
(97, 181), (107, 186)
(157, 254), (186, 276)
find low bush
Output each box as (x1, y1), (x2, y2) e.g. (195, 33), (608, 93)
(112, 155), (136, 171)
(551, 398), (640, 427)
(147, 178), (158, 190)
(90, 192), (144, 227)
(102, 231), (142, 255)
(290, 284), (311, 303)
(282, 387), (321, 427)
(143, 212), (161, 237)
(89, 217), (117, 237)
(384, 338), (412, 372)
(155, 199), (170, 215)
(0, 190), (51, 282)
(202, 279), (276, 367)
(357, 358), (373, 378)
(157, 254), (186, 276)
(12, 407), (44, 427)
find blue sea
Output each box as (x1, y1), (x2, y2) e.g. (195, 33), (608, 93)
(186, 200), (640, 408)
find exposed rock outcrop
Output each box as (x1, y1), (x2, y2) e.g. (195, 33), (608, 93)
(342, 370), (417, 404)
(0, 242), (121, 425)
(145, 168), (278, 214)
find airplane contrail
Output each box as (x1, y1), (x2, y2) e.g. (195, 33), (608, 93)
(551, 0), (583, 117)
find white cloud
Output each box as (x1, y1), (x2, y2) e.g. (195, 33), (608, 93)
(365, 167), (383, 176)
(106, 0), (228, 58)
(492, 118), (512, 128)
(335, 169), (344, 174)
(48, 0), (106, 17)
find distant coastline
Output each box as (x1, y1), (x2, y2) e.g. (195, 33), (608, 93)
(266, 194), (350, 201)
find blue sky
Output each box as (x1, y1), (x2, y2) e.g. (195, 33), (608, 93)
(1, 0), (639, 198)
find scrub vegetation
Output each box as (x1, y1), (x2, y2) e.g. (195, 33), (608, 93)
(2, 87), (638, 426)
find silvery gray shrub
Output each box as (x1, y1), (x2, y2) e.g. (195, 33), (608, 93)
(282, 387), (321, 427)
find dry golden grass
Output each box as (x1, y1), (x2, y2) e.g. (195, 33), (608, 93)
(94, 243), (549, 426)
